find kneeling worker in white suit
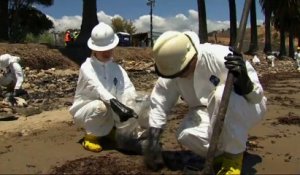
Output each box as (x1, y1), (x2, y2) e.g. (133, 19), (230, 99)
(0, 54), (25, 97)
(143, 31), (267, 174)
(70, 22), (149, 153)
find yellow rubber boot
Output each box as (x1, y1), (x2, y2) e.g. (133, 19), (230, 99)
(216, 152), (243, 175)
(82, 134), (102, 152)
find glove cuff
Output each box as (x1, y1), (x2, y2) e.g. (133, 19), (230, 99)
(234, 75), (254, 96)
(148, 127), (163, 143)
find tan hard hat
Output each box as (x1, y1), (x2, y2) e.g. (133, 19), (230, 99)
(87, 22), (119, 51)
(153, 31), (197, 78)
(297, 47), (300, 51)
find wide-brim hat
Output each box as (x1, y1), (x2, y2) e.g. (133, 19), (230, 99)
(87, 22), (119, 51)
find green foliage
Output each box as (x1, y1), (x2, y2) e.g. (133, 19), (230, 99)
(10, 7), (53, 42)
(111, 17), (137, 35)
(260, 0), (300, 36)
(124, 20), (137, 35)
(25, 32), (54, 45)
(0, 0), (54, 42)
(112, 17), (125, 33)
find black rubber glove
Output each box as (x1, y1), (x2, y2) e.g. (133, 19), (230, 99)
(8, 93), (17, 106)
(13, 89), (24, 97)
(144, 127), (164, 171)
(224, 47), (254, 96)
(110, 98), (138, 122)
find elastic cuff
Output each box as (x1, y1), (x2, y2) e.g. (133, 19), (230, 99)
(244, 84), (264, 104)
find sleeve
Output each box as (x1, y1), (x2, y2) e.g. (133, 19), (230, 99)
(11, 62), (24, 89)
(206, 45), (264, 104)
(77, 64), (115, 103)
(149, 78), (180, 129)
(244, 61), (264, 104)
(116, 66), (137, 104)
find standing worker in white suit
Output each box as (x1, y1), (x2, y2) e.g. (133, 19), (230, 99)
(70, 22), (149, 154)
(143, 31), (267, 175)
(294, 47), (300, 71)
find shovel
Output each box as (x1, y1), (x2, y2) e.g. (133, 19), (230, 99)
(201, 0), (253, 174)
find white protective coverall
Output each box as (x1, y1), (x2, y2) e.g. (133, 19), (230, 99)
(69, 57), (149, 151)
(0, 54), (24, 90)
(149, 35), (267, 157)
(294, 51), (300, 70)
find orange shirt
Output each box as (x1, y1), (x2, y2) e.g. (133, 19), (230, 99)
(64, 33), (71, 42)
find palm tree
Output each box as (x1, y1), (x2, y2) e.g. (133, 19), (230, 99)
(286, 1), (300, 57)
(197, 0), (208, 43)
(247, 0), (258, 55)
(74, 0), (98, 47)
(259, 0), (272, 53)
(279, 27), (287, 57)
(273, 0), (300, 58)
(228, 0), (237, 47)
(288, 33), (294, 57)
(260, 0), (300, 57)
(70, 0), (98, 65)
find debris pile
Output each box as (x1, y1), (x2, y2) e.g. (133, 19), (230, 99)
(273, 112), (300, 126)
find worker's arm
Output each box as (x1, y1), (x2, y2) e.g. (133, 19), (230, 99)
(144, 78), (180, 171)
(224, 47), (264, 104)
(148, 78), (180, 128)
(11, 62), (24, 90)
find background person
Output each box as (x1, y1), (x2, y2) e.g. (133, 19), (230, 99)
(294, 47), (300, 71)
(0, 53), (27, 103)
(72, 31), (79, 41)
(266, 52), (276, 67)
(143, 31), (267, 175)
(69, 22), (149, 154)
(64, 30), (72, 46)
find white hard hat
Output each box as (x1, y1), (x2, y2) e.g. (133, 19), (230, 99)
(87, 22), (119, 51)
(183, 31), (200, 46)
(0, 54), (20, 69)
(153, 31), (197, 78)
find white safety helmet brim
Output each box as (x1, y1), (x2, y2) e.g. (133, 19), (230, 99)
(183, 31), (200, 46)
(87, 22), (119, 51)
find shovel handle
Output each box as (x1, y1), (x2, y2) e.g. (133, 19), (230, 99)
(201, 0), (253, 174)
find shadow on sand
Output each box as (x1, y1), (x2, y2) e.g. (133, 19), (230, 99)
(242, 151), (262, 175)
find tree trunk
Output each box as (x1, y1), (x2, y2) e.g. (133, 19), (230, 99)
(279, 28), (287, 58)
(75, 0), (98, 46)
(228, 0), (237, 47)
(70, 0), (99, 65)
(288, 32), (294, 58)
(197, 0), (208, 43)
(247, 0), (258, 55)
(0, 0), (9, 40)
(263, 0), (272, 53)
